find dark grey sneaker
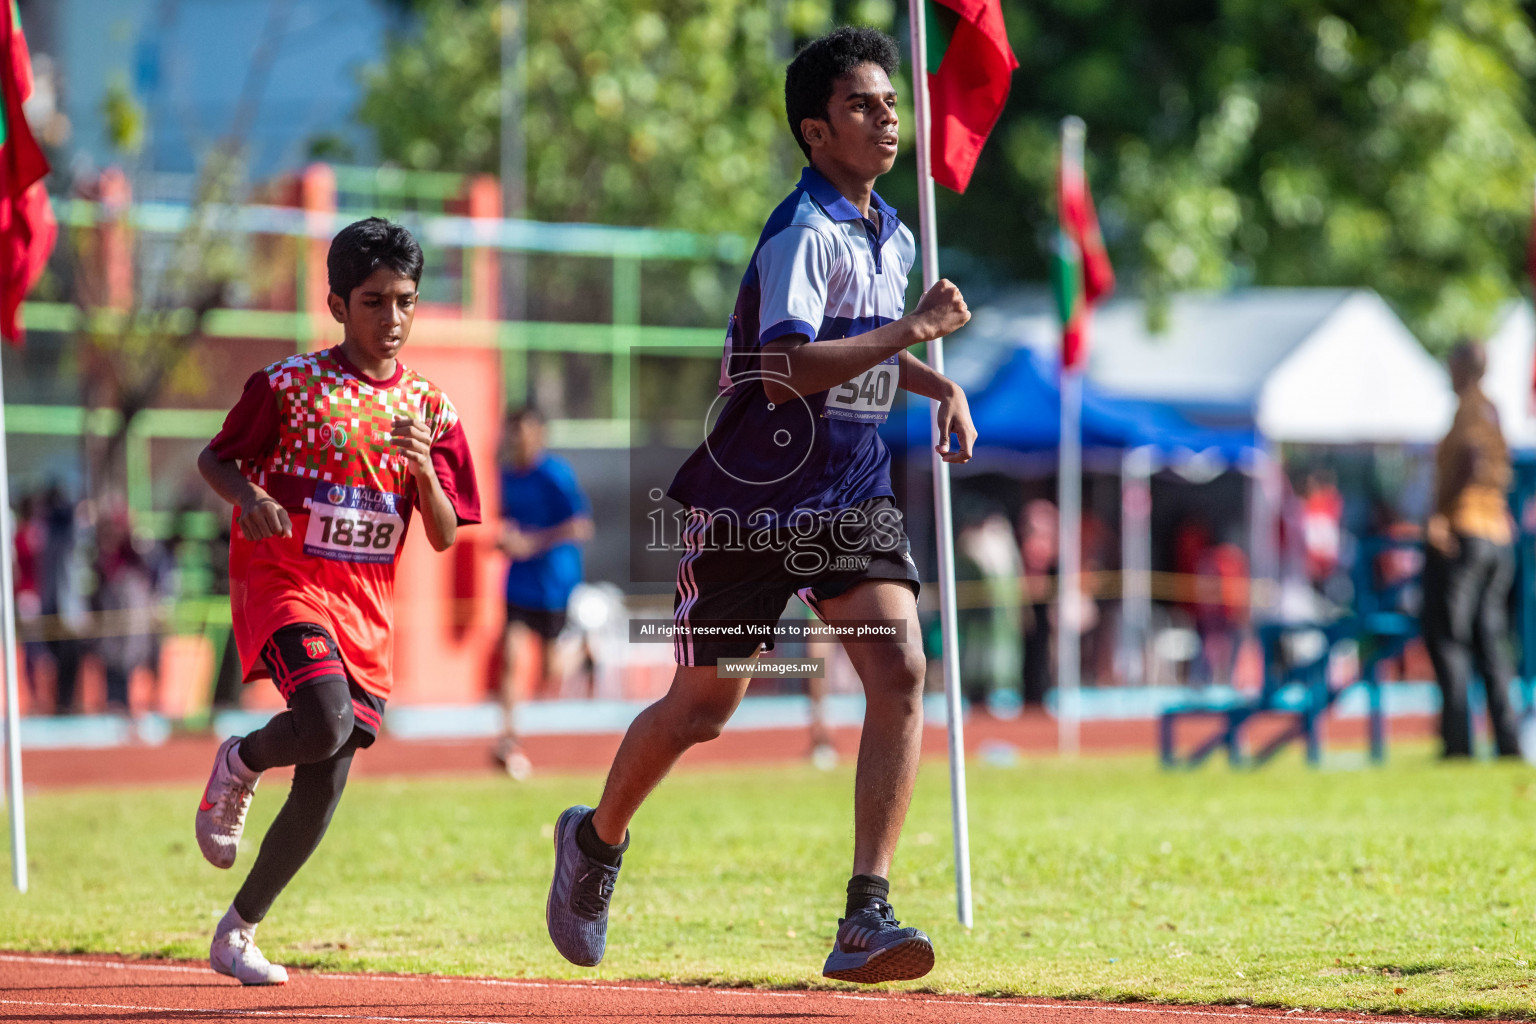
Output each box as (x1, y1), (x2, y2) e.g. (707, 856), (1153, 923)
(545, 805), (620, 967)
(821, 899), (935, 983)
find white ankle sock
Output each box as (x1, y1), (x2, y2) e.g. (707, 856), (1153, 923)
(218, 904), (258, 938)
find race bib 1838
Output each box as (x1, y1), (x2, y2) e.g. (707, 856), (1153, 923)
(824, 355), (897, 424)
(303, 483), (406, 564)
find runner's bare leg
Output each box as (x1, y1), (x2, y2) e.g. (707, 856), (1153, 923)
(497, 621), (532, 742)
(815, 580), (925, 878)
(806, 638), (835, 751)
(538, 635), (567, 698)
(591, 667), (752, 845)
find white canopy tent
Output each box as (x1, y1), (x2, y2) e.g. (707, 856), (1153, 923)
(1485, 300), (1536, 450)
(964, 287), (1455, 444)
(958, 287), (1453, 691)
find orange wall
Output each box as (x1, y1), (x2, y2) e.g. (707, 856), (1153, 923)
(387, 325), (506, 705)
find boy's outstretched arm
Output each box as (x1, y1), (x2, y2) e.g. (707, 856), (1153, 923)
(391, 416), (457, 551)
(897, 352), (977, 464)
(197, 444), (292, 540)
(760, 278), (970, 404)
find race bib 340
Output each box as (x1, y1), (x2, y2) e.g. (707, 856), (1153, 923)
(824, 355), (897, 424)
(303, 483), (406, 564)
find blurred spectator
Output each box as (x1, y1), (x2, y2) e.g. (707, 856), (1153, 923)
(207, 521), (244, 710)
(1366, 502), (1423, 683)
(13, 492), (45, 707)
(1370, 501), (1422, 616)
(1301, 469), (1344, 593)
(1017, 499), (1058, 707)
(1422, 340), (1519, 759)
(494, 406), (593, 777)
(955, 513), (1022, 710)
(1170, 518), (1212, 685)
(1078, 510), (1112, 685)
(39, 485), (87, 713)
(93, 503), (167, 714)
(804, 629), (838, 768)
(1192, 539), (1249, 687)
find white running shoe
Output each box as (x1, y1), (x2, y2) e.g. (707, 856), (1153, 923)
(810, 742), (839, 772)
(210, 918), (288, 986)
(494, 736), (533, 781)
(195, 736), (258, 869)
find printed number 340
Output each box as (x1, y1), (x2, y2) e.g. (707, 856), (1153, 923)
(834, 369), (891, 406)
(317, 516), (396, 550)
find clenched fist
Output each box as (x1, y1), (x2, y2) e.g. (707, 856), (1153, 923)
(912, 278), (970, 341)
(239, 495), (292, 541)
(391, 416), (434, 477)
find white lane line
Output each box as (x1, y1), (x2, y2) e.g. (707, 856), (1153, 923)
(0, 998), (518, 1024)
(1, 953), (209, 975)
(0, 954), (1477, 1024)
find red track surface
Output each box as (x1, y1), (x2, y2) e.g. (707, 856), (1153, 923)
(16, 710), (1437, 790)
(0, 952), (1513, 1024)
(5, 713), (1444, 1022)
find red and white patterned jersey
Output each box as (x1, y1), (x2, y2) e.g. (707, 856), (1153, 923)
(209, 347), (481, 699)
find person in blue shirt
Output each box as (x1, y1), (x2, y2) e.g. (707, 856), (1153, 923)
(546, 28), (975, 984)
(495, 406), (593, 778)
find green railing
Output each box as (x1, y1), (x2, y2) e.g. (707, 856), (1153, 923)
(18, 166), (753, 531)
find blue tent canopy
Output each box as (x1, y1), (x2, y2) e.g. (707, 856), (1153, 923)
(883, 347), (1257, 462)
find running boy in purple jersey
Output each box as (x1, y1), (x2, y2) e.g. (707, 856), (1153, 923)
(546, 27), (975, 984)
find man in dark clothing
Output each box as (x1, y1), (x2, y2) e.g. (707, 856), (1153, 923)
(1422, 340), (1520, 758)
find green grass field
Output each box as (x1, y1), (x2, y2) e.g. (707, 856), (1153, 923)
(4, 750), (1536, 1017)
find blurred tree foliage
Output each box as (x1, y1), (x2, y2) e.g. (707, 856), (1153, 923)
(360, 0), (814, 235)
(361, 0), (898, 235)
(367, 1), (1536, 349)
(906, 0), (1536, 348)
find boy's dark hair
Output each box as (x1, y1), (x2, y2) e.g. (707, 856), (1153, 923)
(1448, 338), (1486, 383)
(504, 405), (545, 427)
(785, 27), (900, 160)
(327, 217), (424, 300)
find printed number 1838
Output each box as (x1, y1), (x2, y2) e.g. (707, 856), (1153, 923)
(315, 516), (396, 550)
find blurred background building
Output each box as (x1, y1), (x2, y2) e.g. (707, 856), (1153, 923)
(12, 0), (1536, 758)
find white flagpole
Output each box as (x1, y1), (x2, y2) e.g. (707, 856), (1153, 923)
(1056, 117), (1085, 758)
(0, 347), (27, 893)
(908, 0), (972, 929)
(1057, 368), (1082, 755)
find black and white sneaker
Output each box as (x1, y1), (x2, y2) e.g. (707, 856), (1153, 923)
(821, 898), (934, 983)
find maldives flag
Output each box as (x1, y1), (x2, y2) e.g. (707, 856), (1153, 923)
(925, 0), (1017, 194)
(0, 0), (53, 346)
(1052, 118), (1113, 371)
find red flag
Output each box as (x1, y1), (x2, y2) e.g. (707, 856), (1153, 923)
(1055, 119), (1114, 370)
(926, 0), (1017, 194)
(0, 1), (54, 347)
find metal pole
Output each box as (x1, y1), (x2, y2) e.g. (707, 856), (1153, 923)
(499, 0), (528, 400)
(0, 349), (27, 893)
(1057, 368), (1082, 756)
(908, 0), (973, 929)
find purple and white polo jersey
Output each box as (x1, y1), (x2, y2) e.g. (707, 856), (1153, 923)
(667, 165), (917, 524)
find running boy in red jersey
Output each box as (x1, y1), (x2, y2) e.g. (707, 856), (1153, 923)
(194, 218), (480, 985)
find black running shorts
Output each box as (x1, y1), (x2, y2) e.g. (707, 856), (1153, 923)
(505, 603), (568, 641)
(260, 623), (386, 746)
(671, 495), (920, 667)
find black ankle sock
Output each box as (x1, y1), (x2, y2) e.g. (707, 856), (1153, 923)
(575, 810), (629, 867)
(845, 873), (889, 917)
